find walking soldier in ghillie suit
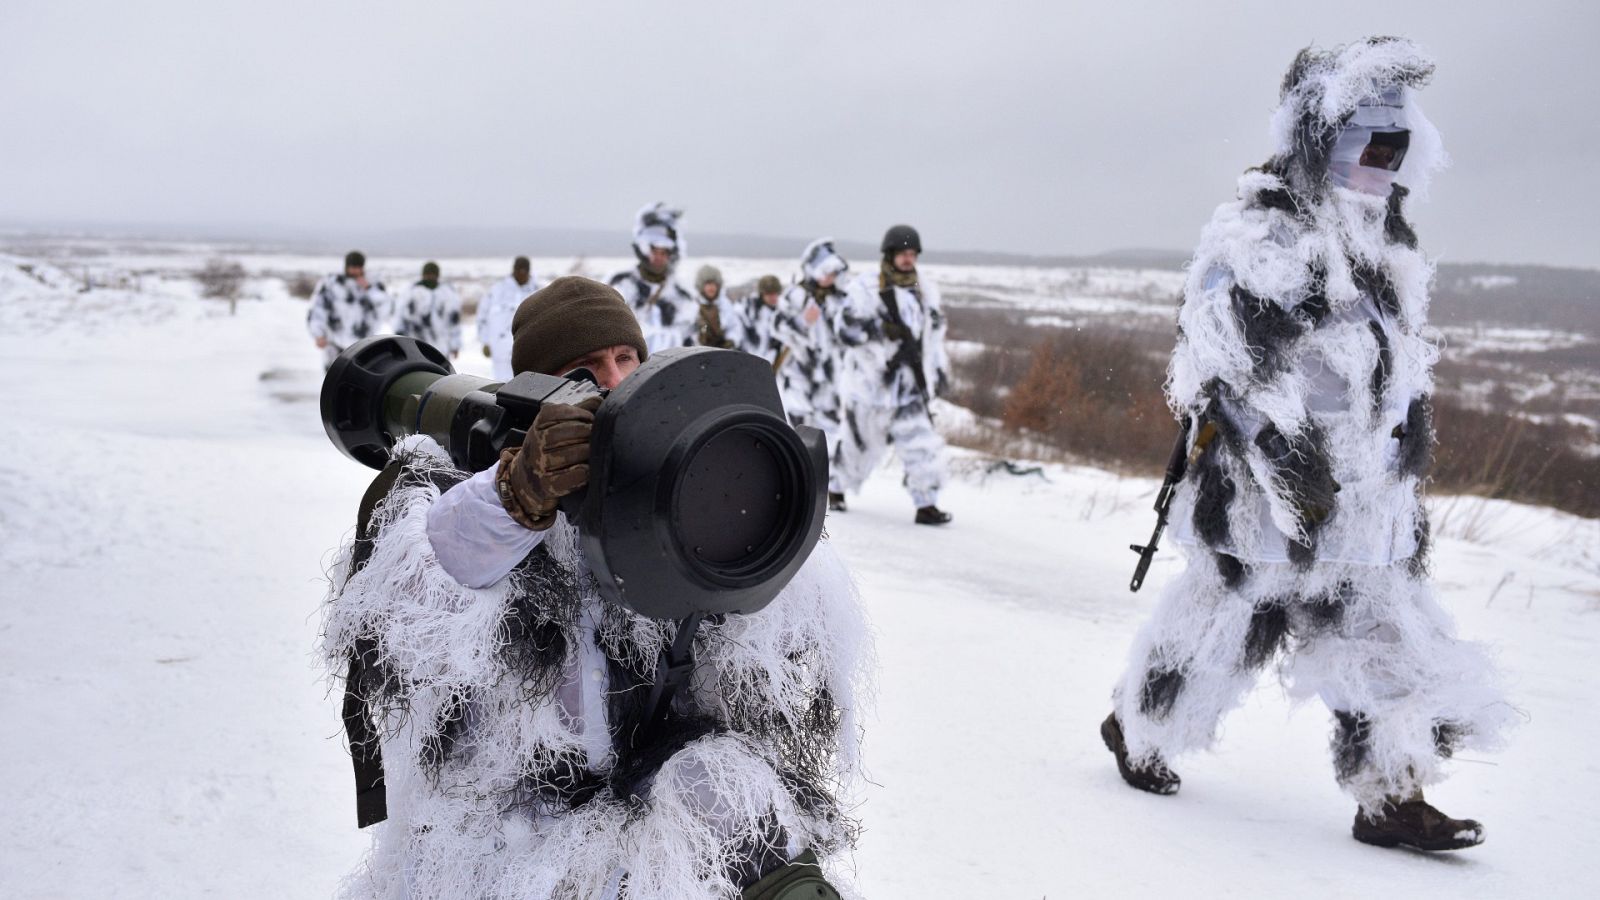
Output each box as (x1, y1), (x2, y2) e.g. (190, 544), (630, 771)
(1101, 38), (1513, 852)
(321, 277), (869, 899)
(396, 261), (463, 359)
(831, 226), (952, 525)
(775, 239), (852, 507)
(307, 250), (393, 369)
(608, 202), (698, 354)
(692, 264), (744, 350)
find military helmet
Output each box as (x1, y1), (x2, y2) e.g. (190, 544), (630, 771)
(880, 224), (922, 255)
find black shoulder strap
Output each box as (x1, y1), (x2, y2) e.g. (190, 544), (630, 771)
(878, 284), (906, 332)
(343, 462), (402, 828)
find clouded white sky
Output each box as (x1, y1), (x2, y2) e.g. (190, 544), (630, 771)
(3, 0), (1595, 267)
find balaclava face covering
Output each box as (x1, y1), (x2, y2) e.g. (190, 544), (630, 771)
(1328, 87), (1411, 196)
(1265, 37), (1445, 207)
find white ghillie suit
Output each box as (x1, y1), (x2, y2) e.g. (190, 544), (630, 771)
(609, 204), (698, 354)
(1111, 38), (1512, 813)
(322, 437), (870, 899)
(308, 273), (394, 367)
(479, 275), (540, 381)
(396, 281), (464, 357)
(830, 266), (950, 509)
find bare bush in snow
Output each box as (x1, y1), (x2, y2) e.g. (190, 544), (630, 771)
(197, 258), (246, 313)
(286, 271), (318, 300)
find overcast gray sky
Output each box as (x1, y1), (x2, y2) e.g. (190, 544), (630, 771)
(3, 0), (1596, 268)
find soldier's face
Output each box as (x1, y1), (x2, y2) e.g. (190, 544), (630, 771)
(513, 267), (530, 286)
(700, 282), (720, 301)
(560, 344), (642, 391)
(345, 265), (365, 279)
(816, 272), (837, 288)
(761, 291), (780, 308)
(891, 249), (918, 272)
(647, 246), (671, 270)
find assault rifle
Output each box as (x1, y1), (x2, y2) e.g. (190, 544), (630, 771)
(878, 286), (930, 408)
(1128, 417), (1215, 592)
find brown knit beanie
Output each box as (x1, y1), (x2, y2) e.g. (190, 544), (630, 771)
(757, 274), (782, 295)
(510, 276), (648, 376)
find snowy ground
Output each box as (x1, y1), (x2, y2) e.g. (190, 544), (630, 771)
(1, 264), (1597, 898)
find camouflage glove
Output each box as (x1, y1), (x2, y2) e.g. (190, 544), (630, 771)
(482, 344), (492, 357)
(495, 395), (602, 530)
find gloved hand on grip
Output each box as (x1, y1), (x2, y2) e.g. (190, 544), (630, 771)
(881, 320), (911, 343)
(495, 395), (603, 530)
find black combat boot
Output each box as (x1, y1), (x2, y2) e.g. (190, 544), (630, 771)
(914, 505), (952, 525)
(1100, 712), (1181, 795)
(1352, 796), (1485, 851)
(827, 492), (847, 512)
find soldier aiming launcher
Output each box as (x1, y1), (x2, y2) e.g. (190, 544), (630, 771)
(323, 336), (832, 823)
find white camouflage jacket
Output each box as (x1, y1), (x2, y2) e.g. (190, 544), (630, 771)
(832, 271), (950, 408)
(397, 281), (463, 356)
(306, 273), (393, 351)
(608, 266), (698, 354)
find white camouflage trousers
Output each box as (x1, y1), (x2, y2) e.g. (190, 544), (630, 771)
(835, 366), (946, 508)
(1111, 552), (1512, 811)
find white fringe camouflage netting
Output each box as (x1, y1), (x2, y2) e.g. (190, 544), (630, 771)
(323, 436), (872, 898)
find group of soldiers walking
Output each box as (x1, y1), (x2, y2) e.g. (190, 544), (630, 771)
(604, 204), (952, 524)
(305, 252), (464, 370)
(305, 204), (954, 524)
(313, 37), (1513, 900)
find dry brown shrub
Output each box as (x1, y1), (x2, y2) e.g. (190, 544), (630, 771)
(949, 344), (1029, 420)
(197, 258), (246, 300)
(287, 271), (318, 299)
(945, 314), (1596, 519)
(995, 331), (1174, 472)
(1431, 396), (1598, 518)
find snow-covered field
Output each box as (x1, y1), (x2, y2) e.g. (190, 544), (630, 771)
(0, 235), (1184, 324)
(2, 256), (1598, 898)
